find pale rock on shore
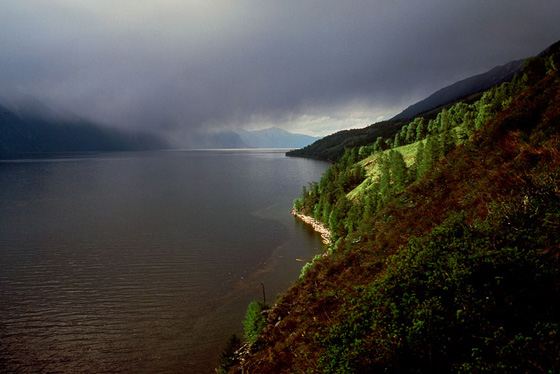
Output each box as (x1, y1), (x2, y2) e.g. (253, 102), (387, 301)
(290, 209), (331, 245)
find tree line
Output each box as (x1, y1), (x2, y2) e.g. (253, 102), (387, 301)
(294, 72), (530, 245)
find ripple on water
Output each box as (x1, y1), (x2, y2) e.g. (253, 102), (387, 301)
(0, 150), (328, 372)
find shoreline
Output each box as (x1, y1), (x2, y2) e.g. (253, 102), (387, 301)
(290, 209), (332, 245)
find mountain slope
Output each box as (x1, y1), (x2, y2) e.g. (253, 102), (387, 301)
(0, 104), (164, 157)
(286, 120), (406, 161)
(287, 59), (525, 161)
(392, 59), (524, 121)
(189, 128), (318, 149)
(228, 41), (560, 373)
(188, 130), (248, 149)
(238, 127), (318, 148)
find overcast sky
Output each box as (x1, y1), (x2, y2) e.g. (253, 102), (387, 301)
(1, 1), (559, 141)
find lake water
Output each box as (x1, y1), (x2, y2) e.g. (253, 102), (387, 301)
(0, 150), (328, 373)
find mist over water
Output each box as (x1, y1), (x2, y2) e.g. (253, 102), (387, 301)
(0, 150), (328, 373)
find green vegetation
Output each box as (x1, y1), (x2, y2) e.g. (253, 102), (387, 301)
(232, 42), (560, 372)
(243, 301), (267, 344)
(218, 299), (269, 371)
(286, 120), (406, 161)
(300, 254), (324, 279)
(294, 73), (527, 245)
(287, 57), (526, 162)
(321, 202), (560, 371)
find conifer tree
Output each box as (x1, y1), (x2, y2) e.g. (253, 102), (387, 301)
(416, 118), (428, 141)
(419, 136), (437, 176)
(406, 122), (417, 143)
(393, 133), (401, 147)
(414, 141), (425, 179)
(427, 119), (438, 135)
(359, 196), (373, 232)
(439, 108), (450, 133)
(389, 150), (408, 190)
(440, 128), (455, 156)
(378, 154), (391, 200)
(373, 137), (386, 152)
(464, 110), (476, 134)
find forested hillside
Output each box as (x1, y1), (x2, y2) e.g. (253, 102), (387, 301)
(285, 119), (405, 161)
(222, 41), (560, 372)
(286, 58), (526, 161)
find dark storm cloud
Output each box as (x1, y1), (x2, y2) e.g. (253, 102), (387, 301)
(1, 1), (559, 139)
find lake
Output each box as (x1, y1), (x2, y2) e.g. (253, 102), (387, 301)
(0, 150), (328, 373)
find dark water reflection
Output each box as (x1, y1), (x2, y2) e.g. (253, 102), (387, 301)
(0, 150), (328, 373)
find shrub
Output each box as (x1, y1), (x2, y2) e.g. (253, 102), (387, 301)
(243, 301), (267, 344)
(319, 199), (560, 372)
(299, 254), (324, 279)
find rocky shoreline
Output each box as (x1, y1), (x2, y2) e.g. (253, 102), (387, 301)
(290, 209), (331, 245)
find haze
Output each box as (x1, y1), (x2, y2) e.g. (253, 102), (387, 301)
(1, 0), (559, 143)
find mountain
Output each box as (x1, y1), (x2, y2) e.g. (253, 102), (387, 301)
(0, 104), (165, 158)
(238, 127), (318, 148)
(188, 127), (318, 149)
(223, 41), (560, 372)
(286, 120), (406, 161)
(391, 59), (524, 121)
(188, 130), (248, 149)
(287, 59), (525, 161)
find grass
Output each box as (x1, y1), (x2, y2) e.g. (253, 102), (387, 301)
(348, 140), (424, 200)
(234, 68), (560, 373)
(348, 125), (468, 200)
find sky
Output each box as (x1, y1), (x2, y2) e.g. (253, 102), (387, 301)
(1, 1), (560, 142)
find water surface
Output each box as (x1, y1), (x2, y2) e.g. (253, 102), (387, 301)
(0, 150), (328, 373)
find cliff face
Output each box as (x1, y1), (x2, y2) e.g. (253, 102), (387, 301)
(233, 45), (560, 373)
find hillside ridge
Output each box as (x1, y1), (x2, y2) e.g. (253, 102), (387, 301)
(0, 103), (164, 157)
(286, 44), (560, 161)
(221, 39), (560, 373)
(391, 59), (524, 121)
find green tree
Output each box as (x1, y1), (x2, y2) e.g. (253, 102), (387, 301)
(373, 137), (387, 152)
(439, 108), (450, 133)
(389, 150), (408, 190)
(406, 122), (417, 144)
(293, 198), (303, 212)
(427, 119), (438, 135)
(393, 133), (402, 147)
(415, 141), (425, 179)
(378, 154), (391, 200)
(243, 301), (267, 344)
(345, 203), (363, 233)
(440, 128), (455, 156)
(463, 110), (476, 135)
(415, 118), (428, 141)
(419, 136), (437, 177)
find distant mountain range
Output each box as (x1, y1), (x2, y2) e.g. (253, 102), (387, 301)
(0, 104), (165, 158)
(1, 55), (524, 159)
(0, 100), (318, 158)
(191, 127), (319, 149)
(288, 56), (527, 161)
(238, 127), (318, 148)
